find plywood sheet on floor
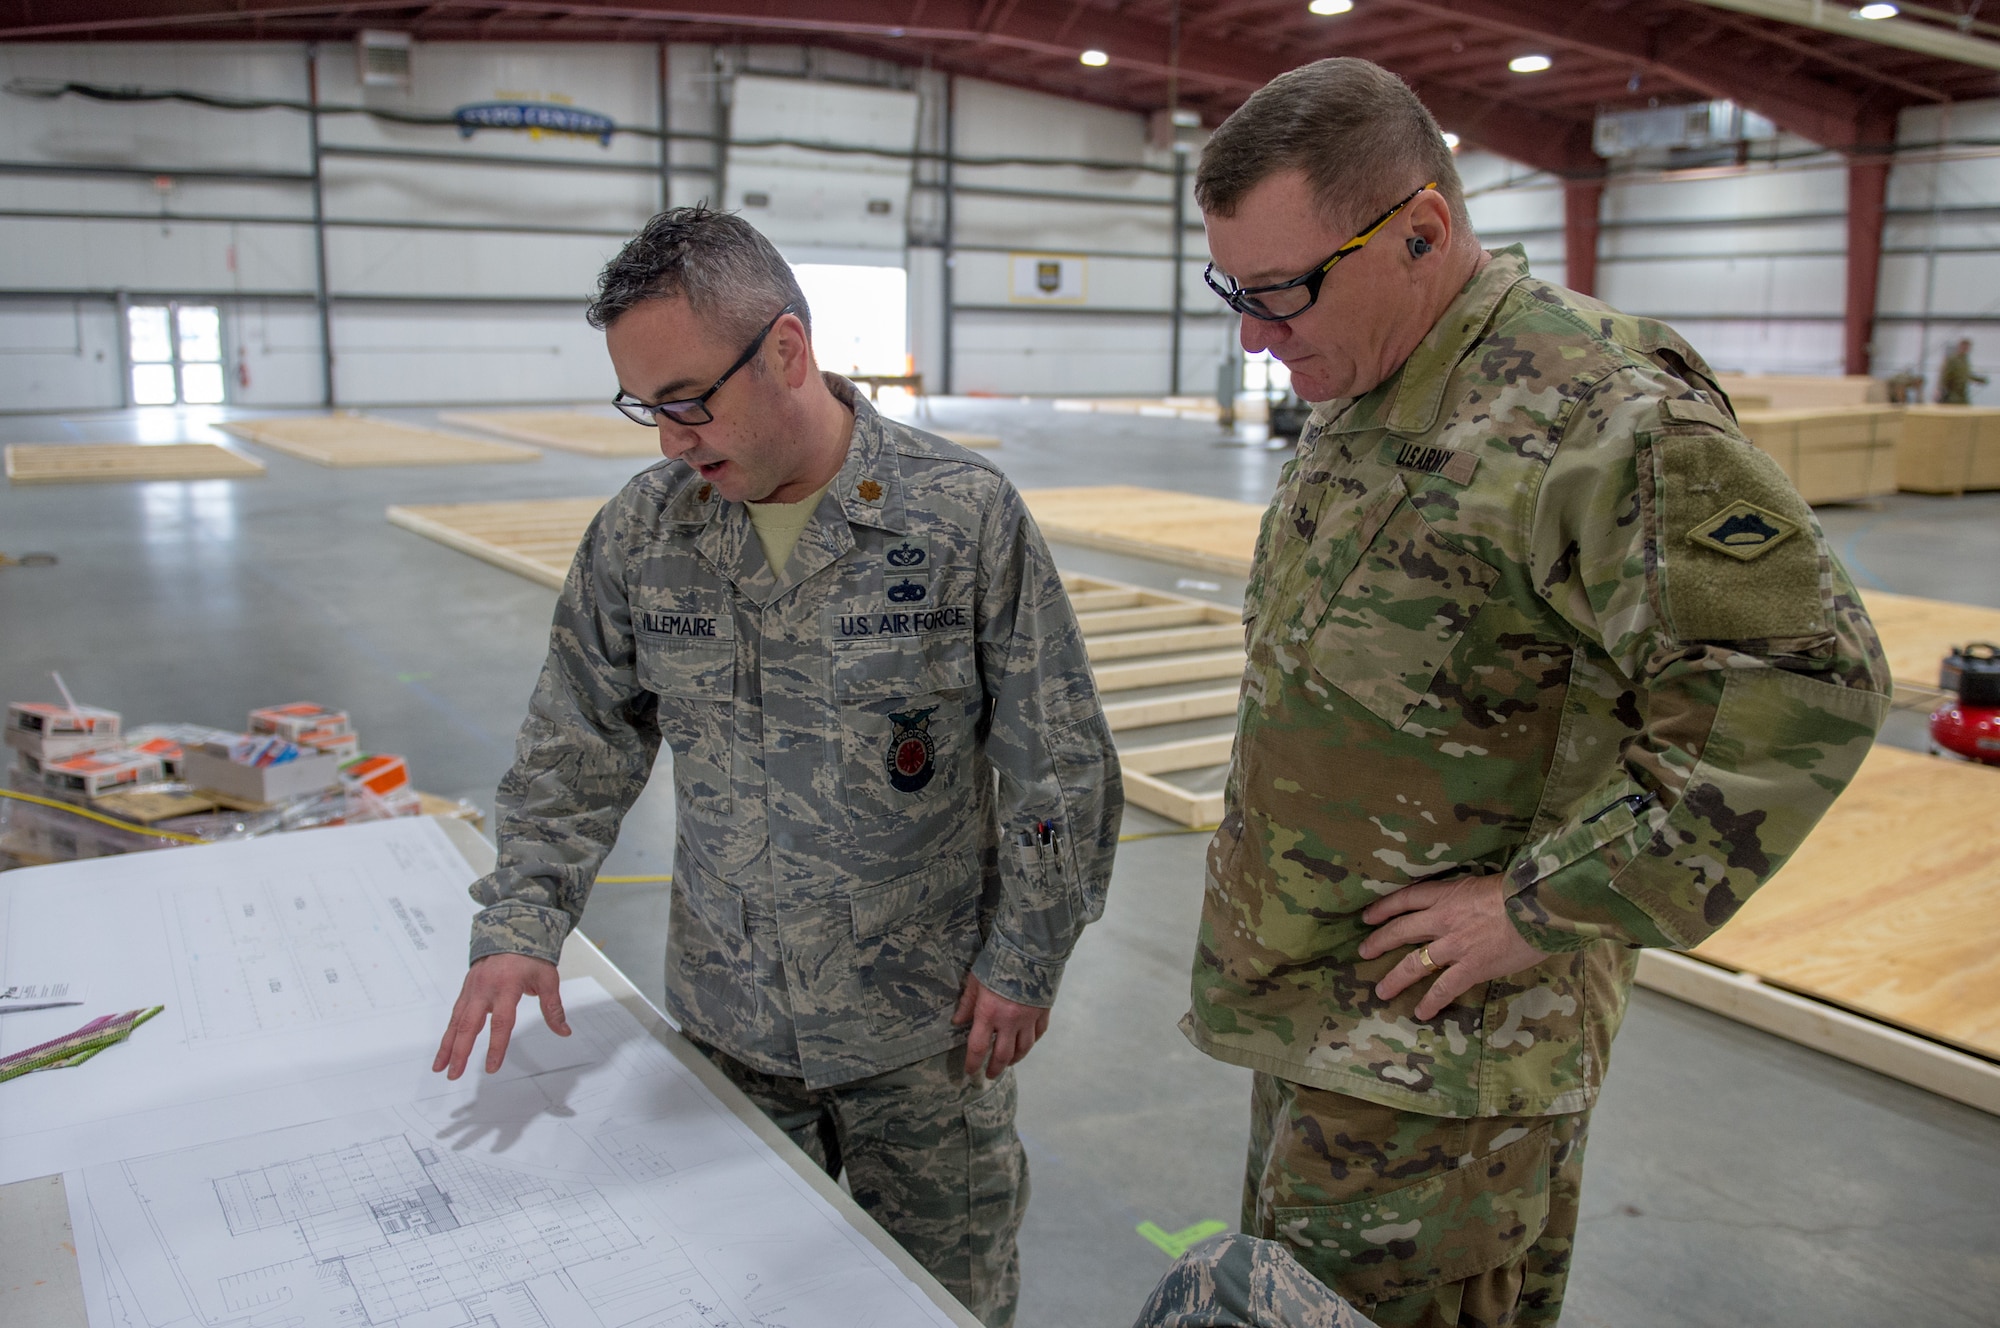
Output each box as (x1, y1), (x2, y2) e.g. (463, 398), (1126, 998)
(5, 442), (265, 485)
(439, 410), (663, 458)
(1865, 590), (2000, 700)
(1022, 485), (1261, 576)
(1695, 745), (2000, 1060)
(220, 415), (539, 467)
(387, 497), (608, 588)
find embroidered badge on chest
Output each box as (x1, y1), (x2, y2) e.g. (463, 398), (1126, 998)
(887, 707), (939, 792)
(887, 577), (928, 603)
(886, 539), (927, 568)
(1687, 499), (1799, 561)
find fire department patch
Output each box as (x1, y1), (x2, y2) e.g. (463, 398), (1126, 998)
(886, 707), (938, 792)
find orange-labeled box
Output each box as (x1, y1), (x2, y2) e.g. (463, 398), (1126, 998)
(302, 728), (361, 760)
(7, 702), (121, 761)
(249, 702), (353, 742)
(41, 748), (165, 800)
(341, 754), (408, 796)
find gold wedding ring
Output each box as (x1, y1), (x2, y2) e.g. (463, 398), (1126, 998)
(1417, 945), (1441, 974)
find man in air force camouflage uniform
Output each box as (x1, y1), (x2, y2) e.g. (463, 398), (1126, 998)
(431, 208), (1122, 1327)
(1186, 61), (1890, 1325)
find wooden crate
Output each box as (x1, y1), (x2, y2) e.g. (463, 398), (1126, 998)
(4, 442), (265, 485)
(1713, 373), (1886, 410)
(439, 410), (662, 458)
(1694, 745), (2000, 1062)
(219, 415), (540, 468)
(1736, 406), (1902, 504)
(1897, 405), (2000, 495)
(1021, 485), (1262, 576)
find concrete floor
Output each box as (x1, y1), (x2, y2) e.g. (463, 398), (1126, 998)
(3, 399), (1998, 1327)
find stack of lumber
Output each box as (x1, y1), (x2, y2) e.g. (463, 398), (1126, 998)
(1736, 406), (1902, 504)
(1020, 485), (1263, 577)
(1714, 373), (1886, 410)
(1897, 405), (2000, 495)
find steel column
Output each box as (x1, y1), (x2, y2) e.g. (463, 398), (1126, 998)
(1845, 150), (1891, 376)
(657, 44), (672, 210)
(305, 45), (334, 408)
(942, 73), (956, 397)
(1169, 147), (1187, 395)
(1562, 178), (1604, 298)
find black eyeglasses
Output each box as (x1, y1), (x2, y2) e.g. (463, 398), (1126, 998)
(1204, 182), (1437, 322)
(613, 301), (797, 428)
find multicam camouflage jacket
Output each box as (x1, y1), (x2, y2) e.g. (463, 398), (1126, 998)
(1185, 247), (1890, 1118)
(470, 376), (1122, 1088)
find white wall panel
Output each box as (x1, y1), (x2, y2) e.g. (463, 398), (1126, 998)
(726, 75), (916, 252)
(952, 251), (1174, 311)
(228, 300), (328, 406)
(1661, 318), (1845, 377)
(329, 304), (611, 404)
(1600, 255), (1846, 319)
(0, 300), (123, 413)
(320, 157), (658, 232)
(953, 310), (1171, 396)
(0, 43), (310, 171)
(0, 217), (314, 294)
(0, 174), (308, 221)
(325, 228), (617, 300)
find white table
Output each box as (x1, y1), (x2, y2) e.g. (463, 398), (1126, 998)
(0, 817), (979, 1328)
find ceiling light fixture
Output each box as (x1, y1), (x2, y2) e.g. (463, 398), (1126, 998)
(1307, 0), (1354, 15)
(1442, 131), (1461, 149)
(1855, 2), (1898, 17)
(1080, 49), (1109, 66)
(1508, 53), (1553, 73)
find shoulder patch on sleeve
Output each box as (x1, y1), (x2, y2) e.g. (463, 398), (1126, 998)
(1659, 396), (1730, 430)
(1649, 432), (1827, 641)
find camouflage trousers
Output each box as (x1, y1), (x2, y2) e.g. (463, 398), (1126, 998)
(1244, 1075), (1589, 1328)
(693, 1039), (1027, 1328)
(1133, 1233), (1380, 1328)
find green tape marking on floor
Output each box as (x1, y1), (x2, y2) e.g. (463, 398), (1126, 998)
(1136, 1219), (1230, 1258)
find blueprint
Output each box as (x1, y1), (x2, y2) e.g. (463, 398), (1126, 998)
(0, 818), (506, 1184)
(68, 979), (961, 1328)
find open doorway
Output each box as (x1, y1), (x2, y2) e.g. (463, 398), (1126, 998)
(127, 303), (226, 406)
(790, 264), (908, 379)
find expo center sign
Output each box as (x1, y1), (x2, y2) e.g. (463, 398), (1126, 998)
(454, 100), (617, 146)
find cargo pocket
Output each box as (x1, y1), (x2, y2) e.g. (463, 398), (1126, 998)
(638, 639), (735, 816)
(961, 1070), (1027, 1317)
(1307, 489), (1497, 729)
(831, 634), (976, 820)
(848, 857), (983, 1041)
(1272, 1120), (1552, 1305)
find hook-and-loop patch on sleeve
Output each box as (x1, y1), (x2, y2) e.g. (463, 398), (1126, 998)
(1644, 397), (1828, 643)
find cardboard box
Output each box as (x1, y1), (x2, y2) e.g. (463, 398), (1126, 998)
(341, 753), (408, 796)
(6, 702), (121, 761)
(1737, 406), (1902, 504)
(302, 728), (360, 760)
(182, 745), (343, 805)
(41, 748), (165, 800)
(249, 702), (352, 742)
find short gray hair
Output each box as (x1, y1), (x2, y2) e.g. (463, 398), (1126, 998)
(587, 206), (811, 341)
(1196, 59), (1469, 236)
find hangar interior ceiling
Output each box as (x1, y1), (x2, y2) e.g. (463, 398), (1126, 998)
(6, 1), (2000, 407)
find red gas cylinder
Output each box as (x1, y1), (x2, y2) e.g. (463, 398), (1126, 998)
(1930, 642), (2000, 767)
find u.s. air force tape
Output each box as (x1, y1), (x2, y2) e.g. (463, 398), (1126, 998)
(834, 605), (970, 639)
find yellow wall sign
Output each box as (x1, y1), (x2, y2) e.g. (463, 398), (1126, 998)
(1008, 254), (1087, 303)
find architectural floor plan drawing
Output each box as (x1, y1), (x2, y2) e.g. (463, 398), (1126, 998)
(0, 818), (491, 1183)
(68, 980), (960, 1328)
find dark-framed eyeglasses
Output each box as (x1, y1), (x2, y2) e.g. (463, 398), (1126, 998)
(613, 301), (798, 428)
(1203, 182), (1437, 323)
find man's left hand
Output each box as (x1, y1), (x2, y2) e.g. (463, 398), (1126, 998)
(1359, 873), (1550, 1019)
(953, 973), (1051, 1079)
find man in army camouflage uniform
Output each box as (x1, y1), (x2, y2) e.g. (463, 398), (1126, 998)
(431, 207), (1123, 1327)
(1938, 337), (1987, 403)
(1185, 60), (1890, 1325)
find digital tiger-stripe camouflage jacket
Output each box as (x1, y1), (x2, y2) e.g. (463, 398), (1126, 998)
(470, 376), (1122, 1088)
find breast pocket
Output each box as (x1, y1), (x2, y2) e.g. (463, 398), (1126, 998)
(1308, 493), (1497, 729)
(637, 639), (734, 815)
(832, 632), (977, 820)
